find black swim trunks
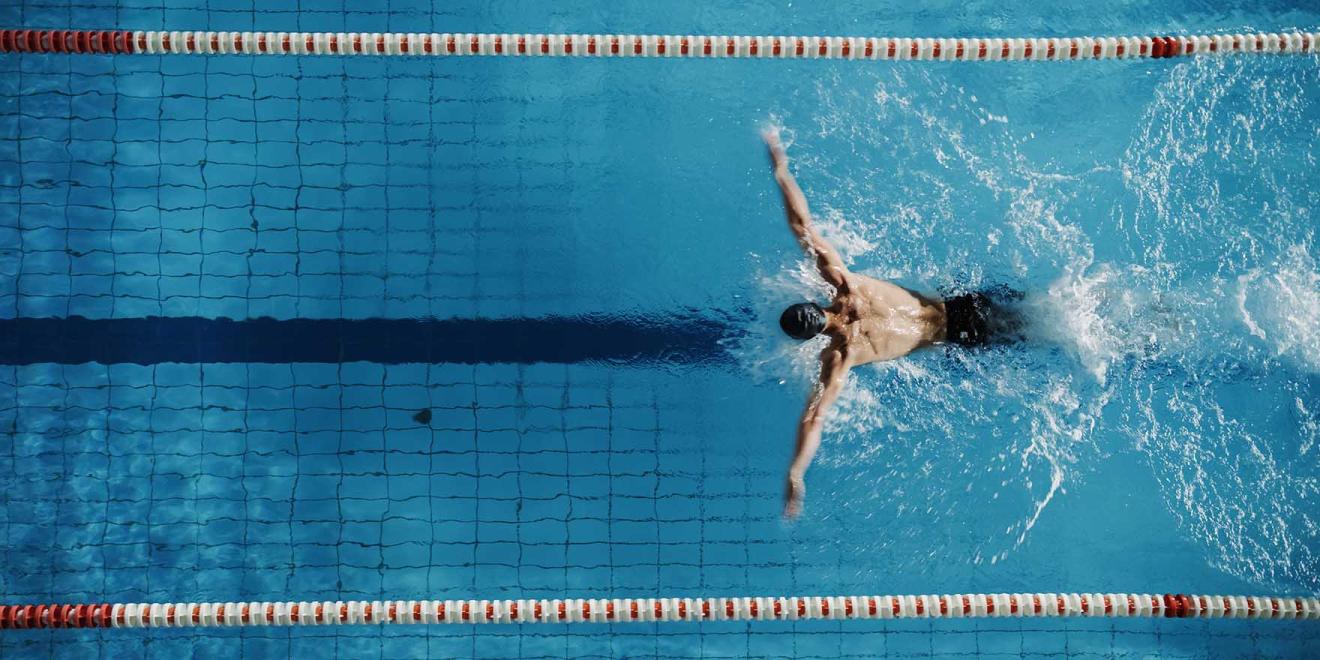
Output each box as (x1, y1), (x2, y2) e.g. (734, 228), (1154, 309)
(944, 289), (1023, 347)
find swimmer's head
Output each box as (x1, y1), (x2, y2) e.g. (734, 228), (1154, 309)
(780, 302), (826, 340)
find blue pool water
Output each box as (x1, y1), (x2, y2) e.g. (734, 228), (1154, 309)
(2, 0), (1320, 657)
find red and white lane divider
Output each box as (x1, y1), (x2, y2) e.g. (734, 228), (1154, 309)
(1, 593), (1319, 628)
(1, 29), (1318, 60)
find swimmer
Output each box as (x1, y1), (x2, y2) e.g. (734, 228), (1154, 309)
(764, 127), (1019, 518)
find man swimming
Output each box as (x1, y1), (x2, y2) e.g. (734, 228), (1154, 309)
(765, 127), (1015, 518)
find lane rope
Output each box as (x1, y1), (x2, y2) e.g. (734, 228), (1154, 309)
(1, 593), (1318, 628)
(0, 29), (1318, 60)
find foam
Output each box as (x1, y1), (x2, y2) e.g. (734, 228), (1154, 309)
(1237, 244), (1320, 372)
(1118, 56), (1320, 592)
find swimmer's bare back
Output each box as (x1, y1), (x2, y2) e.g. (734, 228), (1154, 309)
(763, 127), (945, 519)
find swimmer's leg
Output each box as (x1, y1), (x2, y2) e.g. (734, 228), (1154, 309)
(983, 288), (1028, 345)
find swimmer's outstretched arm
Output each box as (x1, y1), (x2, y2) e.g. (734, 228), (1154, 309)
(762, 127), (850, 291)
(784, 345), (850, 519)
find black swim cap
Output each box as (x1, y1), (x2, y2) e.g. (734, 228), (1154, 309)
(780, 302), (826, 340)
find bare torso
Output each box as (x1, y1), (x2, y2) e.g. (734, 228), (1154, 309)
(824, 273), (946, 365)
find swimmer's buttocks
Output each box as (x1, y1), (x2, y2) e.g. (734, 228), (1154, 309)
(944, 293), (992, 346)
(944, 288), (1025, 346)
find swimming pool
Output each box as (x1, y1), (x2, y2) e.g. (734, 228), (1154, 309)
(2, 0), (1319, 656)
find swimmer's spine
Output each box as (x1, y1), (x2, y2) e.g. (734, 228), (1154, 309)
(1, 594), (1319, 628)
(1, 30), (1319, 60)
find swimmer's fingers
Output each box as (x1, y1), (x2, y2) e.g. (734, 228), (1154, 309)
(761, 127), (787, 168)
(782, 474), (805, 519)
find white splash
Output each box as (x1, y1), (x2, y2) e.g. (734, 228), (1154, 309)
(1118, 55), (1320, 592)
(1237, 244), (1320, 372)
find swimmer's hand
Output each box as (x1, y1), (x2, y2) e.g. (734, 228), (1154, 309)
(783, 472), (805, 519)
(762, 126), (788, 171)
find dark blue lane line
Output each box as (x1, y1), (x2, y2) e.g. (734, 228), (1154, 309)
(0, 315), (737, 365)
